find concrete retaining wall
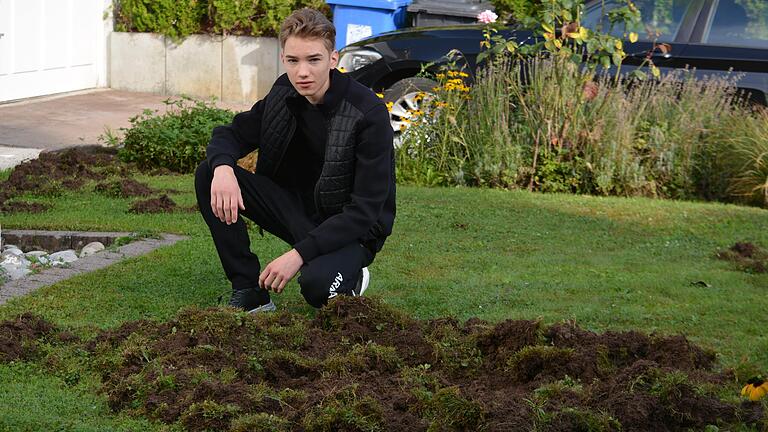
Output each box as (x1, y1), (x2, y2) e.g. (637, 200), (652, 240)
(109, 32), (284, 103)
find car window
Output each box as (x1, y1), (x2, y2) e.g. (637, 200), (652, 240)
(704, 0), (768, 49)
(582, 0), (691, 42)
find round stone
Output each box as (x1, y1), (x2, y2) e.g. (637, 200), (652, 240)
(49, 250), (79, 266)
(1, 248), (24, 259)
(25, 250), (49, 259)
(1, 254), (32, 280)
(79, 241), (105, 258)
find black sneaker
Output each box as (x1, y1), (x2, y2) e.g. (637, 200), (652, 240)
(352, 267), (370, 296)
(228, 288), (276, 314)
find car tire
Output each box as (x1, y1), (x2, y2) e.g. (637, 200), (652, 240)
(383, 77), (438, 137)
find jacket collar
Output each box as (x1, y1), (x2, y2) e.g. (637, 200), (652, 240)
(286, 69), (349, 115)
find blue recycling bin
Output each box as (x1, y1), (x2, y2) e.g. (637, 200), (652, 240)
(326, 0), (412, 51)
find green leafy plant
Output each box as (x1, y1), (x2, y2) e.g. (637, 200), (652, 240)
(113, 0), (331, 39)
(209, 0), (260, 36)
(114, 0), (207, 41)
(107, 96), (234, 173)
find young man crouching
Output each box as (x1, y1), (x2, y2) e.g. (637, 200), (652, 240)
(195, 8), (395, 312)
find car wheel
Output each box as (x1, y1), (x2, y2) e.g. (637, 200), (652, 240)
(383, 77), (438, 137)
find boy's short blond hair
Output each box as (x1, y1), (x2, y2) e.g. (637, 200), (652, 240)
(279, 8), (336, 53)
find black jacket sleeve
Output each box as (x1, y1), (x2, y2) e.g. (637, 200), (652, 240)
(206, 100), (264, 170)
(293, 103), (393, 261)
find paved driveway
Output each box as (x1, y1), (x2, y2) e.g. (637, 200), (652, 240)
(0, 89), (251, 169)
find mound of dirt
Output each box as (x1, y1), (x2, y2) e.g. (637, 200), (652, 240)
(1, 299), (762, 431)
(0, 146), (183, 215)
(73, 297), (761, 431)
(0, 201), (52, 214)
(95, 179), (155, 198)
(717, 242), (767, 273)
(128, 194), (177, 213)
(0, 312), (75, 362)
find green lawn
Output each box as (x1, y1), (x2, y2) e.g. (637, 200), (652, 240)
(1, 173), (767, 429)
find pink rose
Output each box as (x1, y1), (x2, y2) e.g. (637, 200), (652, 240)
(477, 10), (498, 24)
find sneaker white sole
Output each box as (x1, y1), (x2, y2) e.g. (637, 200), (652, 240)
(247, 300), (276, 314)
(358, 267), (370, 296)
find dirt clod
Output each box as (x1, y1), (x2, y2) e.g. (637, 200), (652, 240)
(128, 194), (177, 213)
(0, 313), (58, 361)
(717, 242), (768, 273)
(0, 201), (52, 214)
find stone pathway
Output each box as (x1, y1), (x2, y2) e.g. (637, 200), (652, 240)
(0, 234), (187, 305)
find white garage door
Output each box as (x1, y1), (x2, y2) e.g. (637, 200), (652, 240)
(0, 0), (109, 102)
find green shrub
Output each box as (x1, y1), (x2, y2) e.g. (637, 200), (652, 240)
(209, 0), (260, 36)
(112, 97), (234, 173)
(115, 0), (207, 41)
(113, 0), (332, 39)
(492, 0), (544, 23)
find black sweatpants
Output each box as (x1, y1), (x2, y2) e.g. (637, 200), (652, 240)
(194, 162), (374, 308)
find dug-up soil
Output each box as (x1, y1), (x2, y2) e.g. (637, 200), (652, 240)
(718, 242), (768, 274)
(0, 147), (181, 214)
(0, 297), (763, 432)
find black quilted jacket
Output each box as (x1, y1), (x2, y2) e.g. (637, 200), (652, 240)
(206, 69), (395, 262)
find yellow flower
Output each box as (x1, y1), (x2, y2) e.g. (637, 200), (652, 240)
(459, 72), (469, 78)
(375, 92), (384, 99)
(432, 86), (441, 92)
(742, 378), (768, 401)
(385, 101), (394, 111)
(448, 78), (463, 85)
(436, 73), (446, 80)
(337, 66), (347, 73)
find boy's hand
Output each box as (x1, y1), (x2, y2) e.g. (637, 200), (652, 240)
(211, 165), (245, 224)
(260, 249), (304, 293)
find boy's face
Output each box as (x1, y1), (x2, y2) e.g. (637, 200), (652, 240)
(281, 36), (339, 105)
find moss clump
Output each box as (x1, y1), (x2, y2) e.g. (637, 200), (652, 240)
(533, 375), (584, 400)
(416, 386), (485, 431)
(315, 296), (414, 332)
(262, 349), (319, 379)
(180, 400), (240, 432)
(548, 408), (622, 432)
(302, 386), (385, 432)
(425, 320), (483, 373)
(506, 345), (575, 382)
(324, 342), (402, 375)
(230, 413), (290, 432)
(246, 383), (308, 412)
(261, 316), (310, 350)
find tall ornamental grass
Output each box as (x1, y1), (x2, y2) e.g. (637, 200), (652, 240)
(397, 56), (768, 207)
